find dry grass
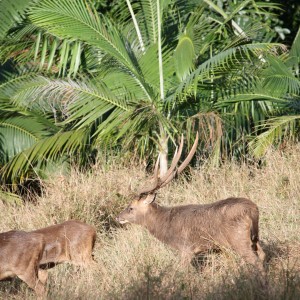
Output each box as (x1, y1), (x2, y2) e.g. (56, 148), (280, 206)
(0, 146), (300, 299)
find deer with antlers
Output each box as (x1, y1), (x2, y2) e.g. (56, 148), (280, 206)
(116, 133), (266, 270)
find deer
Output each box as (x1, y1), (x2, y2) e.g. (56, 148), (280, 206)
(116, 133), (266, 271)
(31, 220), (96, 268)
(0, 230), (47, 297)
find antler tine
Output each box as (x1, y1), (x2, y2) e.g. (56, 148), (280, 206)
(177, 131), (199, 174)
(136, 133), (198, 196)
(159, 170), (176, 189)
(159, 134), (184, 184)
(153, 153), (160, 178)
(137, 154), (160, 195)
(160, 132), (198, 189)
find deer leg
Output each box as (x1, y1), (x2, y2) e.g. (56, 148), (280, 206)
(33, 280), (46, 299)
(238, 247), (263, 269)
(230, 221), (265, 273)
(256, 242), (266, 263)
(180, 251), (194, 267)
(81, 247), (94, 265)
(83, 235), (96, 264)
(17, 271), (45, 298)
(38, 269), (48, 285)
(68, 244), (88, 266)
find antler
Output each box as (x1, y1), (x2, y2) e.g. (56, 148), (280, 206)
(136, 154), (160, 195)
(137, 132), (199, 195)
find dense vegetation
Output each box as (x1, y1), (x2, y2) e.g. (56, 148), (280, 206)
(0, 0), (299, 190)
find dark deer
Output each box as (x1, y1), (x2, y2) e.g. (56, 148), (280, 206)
(32, 220), (96, 268)
(116, 133), (265, 270)
(0, 230), (47, 297)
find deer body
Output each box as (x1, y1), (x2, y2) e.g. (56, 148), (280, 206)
(0, 230), (46, 296)
(118, 197), (265, 267)
(117, 133), (265, 270)
(32, 220), (96, 267)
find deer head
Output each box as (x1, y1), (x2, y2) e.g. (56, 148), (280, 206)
(116, 133), (198, 225)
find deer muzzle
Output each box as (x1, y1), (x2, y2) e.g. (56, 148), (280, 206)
(115, 216), (128, 224)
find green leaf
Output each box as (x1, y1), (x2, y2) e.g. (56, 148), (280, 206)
(0, 189), (22, 205)
(174, 34), (195, 81)
(250, 116), (300, 158)
(0, 0), (33, 38)
(2, 129), (89, 184)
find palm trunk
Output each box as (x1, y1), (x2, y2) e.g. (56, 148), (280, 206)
(156, 0), (168, 177)
(159, 128), (168, 177)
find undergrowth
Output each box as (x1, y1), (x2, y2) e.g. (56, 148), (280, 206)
(0, 146), (299, 299)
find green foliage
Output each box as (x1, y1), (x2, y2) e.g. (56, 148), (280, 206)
(0, 0), (34, 38)
(0, 0), (299, 187)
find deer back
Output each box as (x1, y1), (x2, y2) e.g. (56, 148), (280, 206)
(32, 220), (96, 266)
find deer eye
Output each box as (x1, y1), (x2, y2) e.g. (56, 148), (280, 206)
(128, 207), (134, 212)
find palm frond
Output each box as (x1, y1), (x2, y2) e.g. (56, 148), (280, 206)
(93, 102), (176, 160)
(249, 115), (300, 158)
(287, 27), (300, 74)
(0, 0), (33, 38)
(174, 34), (195, 81)
(29, 0), (135, 73)
(0, 189), (22, 205)
(262, 55), (300, 96)
(1, 24), (92, 77)
(216, 93), (288, 107)
(44, 79), (130, 128)
(0, 97), (59, 165)
(98, 62), (154, 102)
(2, 129), (89, 184)
(0, 74), (58, 112)
(127, 0), (158, 46)
(174, 43), (285, 99)
(0, 116), (54, 162)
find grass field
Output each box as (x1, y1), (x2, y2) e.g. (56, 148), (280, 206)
(0, 146), (299, 299)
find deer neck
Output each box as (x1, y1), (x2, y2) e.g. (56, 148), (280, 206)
(140, 203), (171, 241)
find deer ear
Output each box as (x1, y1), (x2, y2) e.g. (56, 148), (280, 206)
(142, 194), (157, 205)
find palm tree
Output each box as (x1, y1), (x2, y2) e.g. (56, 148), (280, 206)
(249, 27), (300, 156)
(0, 0), (286, 185)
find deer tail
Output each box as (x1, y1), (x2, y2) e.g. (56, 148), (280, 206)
(250, 208), (260, 244)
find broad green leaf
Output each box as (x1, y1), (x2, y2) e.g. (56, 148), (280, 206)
(174, 34), (195, 81)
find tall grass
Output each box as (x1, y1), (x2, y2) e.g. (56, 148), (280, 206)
(0, 146), (299, 299)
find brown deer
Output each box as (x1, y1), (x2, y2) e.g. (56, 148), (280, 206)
(116, 133), (266, 270)
(0, 230), (47, 297)
(32, 220), (96, 268)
